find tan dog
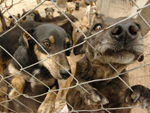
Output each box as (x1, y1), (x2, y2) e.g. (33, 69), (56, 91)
(85, 1), (97, 26)
(71, 20), (88, 46)
(66, 3), (75, 14)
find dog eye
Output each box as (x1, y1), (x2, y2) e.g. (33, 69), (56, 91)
(43, 41), (51, 47)
(94, 24), (102, 31)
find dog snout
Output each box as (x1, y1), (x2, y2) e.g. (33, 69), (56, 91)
(59, 69), (71, 79)
(111, 22), (140, 43)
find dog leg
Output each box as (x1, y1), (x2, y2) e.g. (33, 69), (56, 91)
(67, 78), (109, 110)
(8, 75), (25, 100)
(37, 86), (57, 113)
(125, 85), (150, 112)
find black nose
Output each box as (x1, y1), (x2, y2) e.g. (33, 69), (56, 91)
(111, 22), (140, 43)
(60, 69), (71, 79)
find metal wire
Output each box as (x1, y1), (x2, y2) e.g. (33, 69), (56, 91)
(0, 0), (149, 113)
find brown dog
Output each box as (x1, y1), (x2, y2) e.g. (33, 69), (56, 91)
(66, 16), (150, 113)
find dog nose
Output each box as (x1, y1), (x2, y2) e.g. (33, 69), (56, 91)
(111, 22), (140, 43)
(60, 69), (71, 79)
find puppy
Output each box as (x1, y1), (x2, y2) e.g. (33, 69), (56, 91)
(8, 14), (21, 28)
(45, 7), (55, 19)
(66, 17), (150, 113)
(85, 1), (97, 26)
(4, 23), (72, 112)
(66, 3), (75, 14)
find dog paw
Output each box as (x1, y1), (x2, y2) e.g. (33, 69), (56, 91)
(125, 85), (150, 112)
(83, 88), (109, 106)
(37, 101), (55, 113)
(8, 88), (20, 100)
(38, 86), (57, 113)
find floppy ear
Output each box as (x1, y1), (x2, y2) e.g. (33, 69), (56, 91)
(19, 29), (35, 48)
(55, 19), (69, 26)
(73, 32), (88, 55)
(66, 34), (72, 56)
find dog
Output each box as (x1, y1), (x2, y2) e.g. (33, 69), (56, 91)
(44, 7), (55, 19)
(0, 12), (77, 75)
(54, 20), (89, 112)
(85, 1), (97, 26)
(66, 16), (150, 113)
(0, 19), (73, 112)
(66, 3), (75, 14)
(71, 20), (89, 46)
(21, 9), (78, 37)
(8, 14), (21, 28)
(4, 23), (72, 112)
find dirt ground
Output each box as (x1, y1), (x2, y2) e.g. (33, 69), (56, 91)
(1, 0), (150, 113)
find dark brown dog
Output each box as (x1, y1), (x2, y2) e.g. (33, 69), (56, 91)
(66, 17), (150, 113)
(4, 23), (72, 112)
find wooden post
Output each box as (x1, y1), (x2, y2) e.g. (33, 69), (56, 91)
(96, 0), (110, 17)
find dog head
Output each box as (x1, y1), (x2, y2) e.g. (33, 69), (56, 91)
(74, 17), (144, 65)
(66, 3), (75, 14)
(20, 24), (72, 80)
(21, 9), (41, 22)
(45, 7), (55, 19)
(8, 14), (21, 27)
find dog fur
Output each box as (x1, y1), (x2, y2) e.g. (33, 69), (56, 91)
(21, 10), (78, 37)
(8, 14), (21, 28)
(44, 7), (55, 19)
(85, 1), (97, 26)
(4, 23), (72, 112)
(66, 17), (150, 113)
(66, 3), (75, 14)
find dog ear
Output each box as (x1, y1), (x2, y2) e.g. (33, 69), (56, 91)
(52, 8), (55, 12)
(73, 33), (88, 55)
(22, 9), (26, 13)
(55, 19), (69, 26)
(65, 34), (72, 56)
(90, 1), (95, 6)
(17, 13), (21, 18)
(19, 29), (35, 48)
(66, 7), (69, 12)
(138, 55), (144, 62)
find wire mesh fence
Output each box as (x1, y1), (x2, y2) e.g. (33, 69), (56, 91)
(0, 0), (149, 113)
